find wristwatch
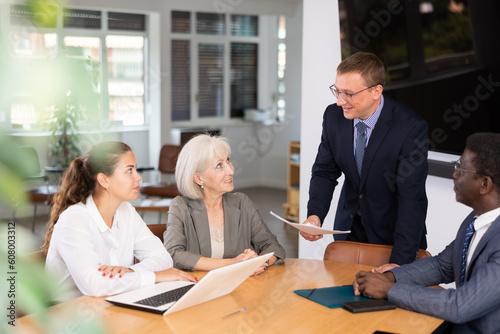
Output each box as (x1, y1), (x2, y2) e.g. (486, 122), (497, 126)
(264, 259), (270, 271)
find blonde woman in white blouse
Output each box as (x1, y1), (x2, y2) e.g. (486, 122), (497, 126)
(43, 141), (194, 301)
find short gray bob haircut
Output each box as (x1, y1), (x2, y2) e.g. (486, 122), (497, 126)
(175, 134), (232, 199)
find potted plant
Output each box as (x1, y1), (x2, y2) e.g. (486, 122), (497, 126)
(45, 54), (100, 167)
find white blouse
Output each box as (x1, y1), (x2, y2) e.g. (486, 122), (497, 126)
(45, 195), (173, 301)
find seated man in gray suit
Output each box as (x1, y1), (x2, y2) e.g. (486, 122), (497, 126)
(354, 132), (500, 333)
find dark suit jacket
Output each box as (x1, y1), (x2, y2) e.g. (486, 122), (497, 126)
(164, 193), (286, 270)
(307, 95), (428, 264)
(389, 211), (500, 333)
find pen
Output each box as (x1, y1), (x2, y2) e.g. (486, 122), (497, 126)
(223, 307), (247, 318)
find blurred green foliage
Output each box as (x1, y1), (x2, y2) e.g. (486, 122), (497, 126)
(26, 0), (58, 28)
(0, 136), (31, 206)
(423, 12), (473, 58)
(3, 0), (100, 168)
(0, 1), (104, 333)
(44, 54), (100, 167)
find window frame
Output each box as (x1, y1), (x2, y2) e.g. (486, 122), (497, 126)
(338, 0), (476, 86)
(170, 11), (268, 128)
(3, 5), (151, 133)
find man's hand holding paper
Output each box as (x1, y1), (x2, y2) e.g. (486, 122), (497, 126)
(269, 212), (349, 240)
(300, 215), (323, 241)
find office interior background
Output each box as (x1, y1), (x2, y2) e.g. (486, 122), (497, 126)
(1, 0), (499, 260)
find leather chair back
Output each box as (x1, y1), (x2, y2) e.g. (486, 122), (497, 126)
(158, 145), (183, 174)
(147, 223), (167, 243)
(140, 145), (183, 198)
(323, 241), (431, 266)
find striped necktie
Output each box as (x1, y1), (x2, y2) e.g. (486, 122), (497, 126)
(460, 218), (476, 286)
(355, 122), (368, 176)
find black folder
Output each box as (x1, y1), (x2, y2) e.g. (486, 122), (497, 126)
(294, 285), (371, 309)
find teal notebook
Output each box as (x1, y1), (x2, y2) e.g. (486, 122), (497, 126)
(294, 285), (372, 309)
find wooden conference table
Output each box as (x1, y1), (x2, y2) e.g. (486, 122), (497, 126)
(16, 259), (443, 334)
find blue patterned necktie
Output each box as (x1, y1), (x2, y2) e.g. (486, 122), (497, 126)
(355, 122), (368, 176)
(460, 218), (476, 286)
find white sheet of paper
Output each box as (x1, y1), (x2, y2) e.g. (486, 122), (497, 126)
(269, 211), (350, 235)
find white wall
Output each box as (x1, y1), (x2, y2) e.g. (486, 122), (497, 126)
(256, 6), (303, 189)
(299, 0), (341, 258)
(425, 151), (472, 256)
(225, 4), (303, 190)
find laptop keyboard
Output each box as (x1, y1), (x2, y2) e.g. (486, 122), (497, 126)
(135, 284), (194, 307)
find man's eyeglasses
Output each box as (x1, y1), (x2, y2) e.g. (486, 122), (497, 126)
(329, 84), (380, 102)
(452, 160), (478, 175)
(452, 160), (487, 177)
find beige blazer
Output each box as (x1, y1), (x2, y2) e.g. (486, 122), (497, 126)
(164, 192), (286, 270)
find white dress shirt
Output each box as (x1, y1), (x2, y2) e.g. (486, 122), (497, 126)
(466, 207), (500, 274)
(45, 195), (173, 301)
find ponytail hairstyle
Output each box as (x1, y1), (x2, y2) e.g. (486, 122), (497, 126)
(42, 141), (132, 253)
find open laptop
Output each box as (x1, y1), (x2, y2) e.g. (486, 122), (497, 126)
(105, 252), (273, 315)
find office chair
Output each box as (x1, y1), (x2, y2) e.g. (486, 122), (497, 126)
(140, 144), (183, 199)
(323, 240), (431, 267)
(147, 223), (167, 243)
(12, 146), (59, 232)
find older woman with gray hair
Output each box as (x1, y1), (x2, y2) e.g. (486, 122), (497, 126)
(164, 134), (285, 275)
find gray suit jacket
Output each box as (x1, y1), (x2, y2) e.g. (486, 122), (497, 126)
(388, 211), (500, 333)
(164, 193), (286, 270)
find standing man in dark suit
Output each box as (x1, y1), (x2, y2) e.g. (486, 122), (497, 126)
(354, 133), (500, 333)
(301, 52), (428, 265)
